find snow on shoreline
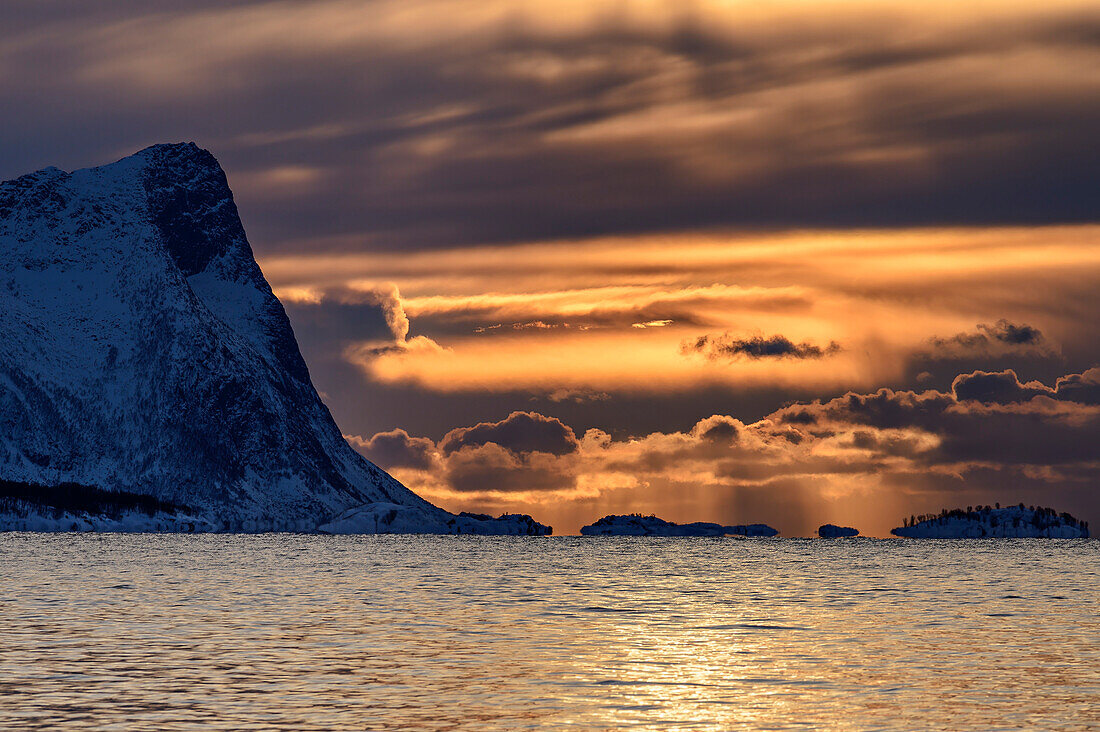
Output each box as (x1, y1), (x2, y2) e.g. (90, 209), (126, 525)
(891, 506), (1089, 538)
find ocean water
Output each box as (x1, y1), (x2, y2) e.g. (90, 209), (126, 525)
(1, 535), (1097, 731)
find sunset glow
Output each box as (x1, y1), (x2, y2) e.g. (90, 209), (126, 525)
(4, 0), (1098, 535)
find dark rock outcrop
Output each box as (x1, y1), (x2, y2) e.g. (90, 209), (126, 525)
(580, 514), (777, 537)
(818, 524), (859, 538)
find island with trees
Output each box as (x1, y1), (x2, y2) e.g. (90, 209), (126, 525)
(891, 504), (1089, 538)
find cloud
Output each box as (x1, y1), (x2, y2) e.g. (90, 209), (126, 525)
(443, 444), (577, 494)
(1053, 367), (1100, 405)
(986, 321), (1044, 346)
(948, 366), (1100, 408)
(439, 411), (580, 456)
(930, 319), (1050, 355)
(263, 227), (1100, 413)
(691, 415), (740, 443)
(545, 389), (610, 404)
(350, 412), (582, 496)
(281, 284), (410, 353)
(384, 367), (1099, 535)
(951, 369), (1054, 404)
(684, 333), (841, 360)
(282, 285), (461, 393)
(346, 428), (437, 471)
(3, 1), (1100, 253)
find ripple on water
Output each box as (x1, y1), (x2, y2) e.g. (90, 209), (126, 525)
(0, 535), (1097, 731)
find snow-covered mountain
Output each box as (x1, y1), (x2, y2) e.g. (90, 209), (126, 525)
(891, 506), (1088, 538)
(580, 514), (778, 537)
(0, 143), (549, 534)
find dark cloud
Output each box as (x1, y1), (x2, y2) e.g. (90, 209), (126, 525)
(991, 322), (1044, 346)
(350, 412), (582, 494)
(931, 320), (1047, 352)
(809, 388), (955, 431)
(692, 415), (740, 443)
(951, 369), (1052, 404)
(774, 368), (1100, 468)
(346, 428), (436, 471)
(443, 444), (577, 493)
(779, 410), (818, 426)
(1053, 368), (1100, 405)
(2, 2), (1098, 253)
(949, 367), (1100, 405)
(683, 334), (840, 360)
(439, 411), (580, 456)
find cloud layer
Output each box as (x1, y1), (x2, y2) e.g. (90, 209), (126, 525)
(3, 0), (1099, 252)
(267, 227), (1100, 412)
(348, 367), (1100, 536)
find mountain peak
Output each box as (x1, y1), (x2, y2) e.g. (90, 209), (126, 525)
(139, 140), (203, 154)
(134, 143), (241, 278)
(133, 142), (228, 192)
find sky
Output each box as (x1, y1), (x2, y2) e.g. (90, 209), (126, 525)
(3, 0), (1099, 535)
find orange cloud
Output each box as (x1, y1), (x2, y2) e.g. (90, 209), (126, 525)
(265, 226), (1100, 395)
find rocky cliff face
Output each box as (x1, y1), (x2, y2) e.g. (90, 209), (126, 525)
(0, 143), (549, 534)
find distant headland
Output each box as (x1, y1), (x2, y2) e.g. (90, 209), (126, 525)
(580, 514), (778, 537)
(818, 524), (859, 538)
(575, 505), (1091, 539)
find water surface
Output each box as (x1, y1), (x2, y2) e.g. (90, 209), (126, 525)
(1, 535), (1097, 730)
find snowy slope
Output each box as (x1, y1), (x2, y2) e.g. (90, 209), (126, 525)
(0, 143), (549, 534)
(891, 506), (1088, 538)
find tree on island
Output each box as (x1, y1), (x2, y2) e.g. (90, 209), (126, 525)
(897, 503), (1085, 535)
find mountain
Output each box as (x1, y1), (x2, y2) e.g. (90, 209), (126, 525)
(580, 514), (778, 537)
(0, 142), (549, 534)
(891, 505), (1088, 538)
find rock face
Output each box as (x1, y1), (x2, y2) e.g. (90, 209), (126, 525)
(818, 524), (859, 538)
(0, 143), (549, 534)
(891, 506), (1088, 539)
(580, 514), (778, 537)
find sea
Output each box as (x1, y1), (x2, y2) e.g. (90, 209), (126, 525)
(1, 534), (1097, 730)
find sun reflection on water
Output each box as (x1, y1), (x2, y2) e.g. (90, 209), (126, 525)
(0, 535), (1097, 730)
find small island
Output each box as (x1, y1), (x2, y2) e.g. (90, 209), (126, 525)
(891, 504), (1089, 538)
(818, 524), (859, 538)
(580, 514), (778, 537)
